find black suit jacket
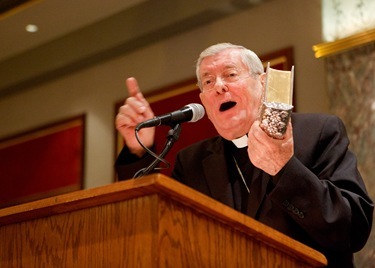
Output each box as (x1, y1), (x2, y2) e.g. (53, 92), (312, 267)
(116, 113), (373, 267)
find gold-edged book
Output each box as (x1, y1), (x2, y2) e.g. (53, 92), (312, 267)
(259, 63), (294, 139)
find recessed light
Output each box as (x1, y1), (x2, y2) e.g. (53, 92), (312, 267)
(25, 24), (38, 33)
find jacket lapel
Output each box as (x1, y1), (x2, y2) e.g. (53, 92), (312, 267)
(202, 137), (235, 208)
(246, 168), (271, 218)
(200, 137), (272, 218)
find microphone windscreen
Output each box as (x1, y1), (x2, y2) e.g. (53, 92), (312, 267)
(187, 103), (205, 122)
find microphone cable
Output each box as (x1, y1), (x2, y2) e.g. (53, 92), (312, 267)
(133, 123), (182, 178)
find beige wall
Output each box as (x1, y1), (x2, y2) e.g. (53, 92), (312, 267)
(0, 0), (326, 189)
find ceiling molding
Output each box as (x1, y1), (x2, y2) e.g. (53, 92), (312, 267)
(0, 0), (266, 98)
(313, 28), (375, 58)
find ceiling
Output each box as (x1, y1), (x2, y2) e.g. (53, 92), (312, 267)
(0, 0), (267, 98)
(0, 0), (146, 62)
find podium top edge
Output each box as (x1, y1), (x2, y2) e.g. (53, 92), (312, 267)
(0, 174), (327, 266)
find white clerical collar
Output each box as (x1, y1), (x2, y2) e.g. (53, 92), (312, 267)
(231, 135), (248, 148)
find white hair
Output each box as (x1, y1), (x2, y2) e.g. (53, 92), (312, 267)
(195, 43), (264, 89)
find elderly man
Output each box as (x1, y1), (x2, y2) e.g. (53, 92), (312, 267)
(115, 43), (373, 267)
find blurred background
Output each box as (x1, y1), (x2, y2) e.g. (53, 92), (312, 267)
(0, 0), (374, 266)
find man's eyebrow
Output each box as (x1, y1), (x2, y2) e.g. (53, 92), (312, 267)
(201, 71), (214, 77)
(201, 65), (239, 76)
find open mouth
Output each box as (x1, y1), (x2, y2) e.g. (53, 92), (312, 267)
(219, 101), (237, 112)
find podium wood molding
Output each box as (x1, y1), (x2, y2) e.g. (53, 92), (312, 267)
(0, 174), (327, 267)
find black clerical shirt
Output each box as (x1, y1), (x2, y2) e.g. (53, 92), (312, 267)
(224, 140), (254, 213)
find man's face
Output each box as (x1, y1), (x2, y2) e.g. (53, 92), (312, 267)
(199, 49), (265, 140)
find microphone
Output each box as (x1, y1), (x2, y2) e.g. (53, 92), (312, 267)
(136, 103), (205, 130)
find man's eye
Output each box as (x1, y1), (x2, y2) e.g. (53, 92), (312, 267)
(225, 72), (238, 80)
(203, 79), (212, 85)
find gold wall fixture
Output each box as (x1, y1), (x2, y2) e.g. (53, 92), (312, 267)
(313, 28), (375, 58)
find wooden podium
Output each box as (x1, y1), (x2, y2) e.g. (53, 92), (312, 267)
(0, 174), (327, 267)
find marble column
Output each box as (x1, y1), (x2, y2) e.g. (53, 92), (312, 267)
(326, 42), (375, 267)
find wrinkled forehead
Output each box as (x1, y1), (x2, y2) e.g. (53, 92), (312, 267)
(199, 49), (249, 76)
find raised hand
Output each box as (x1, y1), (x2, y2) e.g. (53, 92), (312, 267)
(116, 77), (155, 157)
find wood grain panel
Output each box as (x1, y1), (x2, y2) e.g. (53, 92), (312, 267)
(0, 174), (327, 267)
(157, 196), (312, 268)
(1, 196), (159, 267)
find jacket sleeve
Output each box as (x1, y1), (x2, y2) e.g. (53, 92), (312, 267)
(115, 146), (156, 180)
(269, 115), (373, 252)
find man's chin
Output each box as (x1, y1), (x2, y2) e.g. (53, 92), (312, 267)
(215, 125), (246, 140)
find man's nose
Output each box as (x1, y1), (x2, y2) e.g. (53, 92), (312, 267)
(214, 77), (229, 94)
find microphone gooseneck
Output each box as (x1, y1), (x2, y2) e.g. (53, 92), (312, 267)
(135, 103), (205, 131)
(133, 103), (205, 178)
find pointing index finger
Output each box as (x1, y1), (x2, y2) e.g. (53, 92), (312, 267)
(125, 77), (150, 115)
(126, 77), (141, 97)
